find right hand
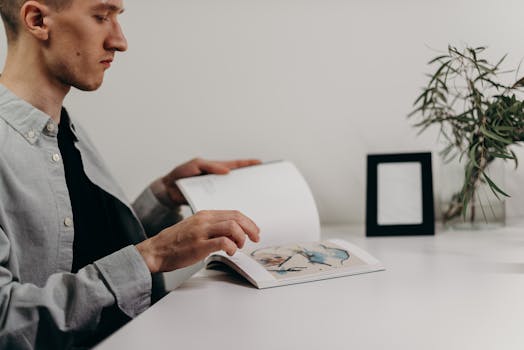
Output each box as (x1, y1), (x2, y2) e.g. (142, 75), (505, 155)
(136, 210), (260, 273)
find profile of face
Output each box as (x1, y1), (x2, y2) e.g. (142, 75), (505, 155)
(40, 0), (128, 91)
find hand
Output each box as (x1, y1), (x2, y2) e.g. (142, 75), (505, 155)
(158, 158), (261, 206)
(136, 210), (260, 273)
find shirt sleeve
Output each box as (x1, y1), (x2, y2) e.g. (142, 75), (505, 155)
(132, 186), (183, 237)
(0, 226), (152, 349)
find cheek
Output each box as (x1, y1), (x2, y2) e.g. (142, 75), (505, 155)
(47, 35), (83, 68)
(50, 18), (100, 62)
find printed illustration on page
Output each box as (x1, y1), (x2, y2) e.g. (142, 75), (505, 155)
(250, 241), (365, 280)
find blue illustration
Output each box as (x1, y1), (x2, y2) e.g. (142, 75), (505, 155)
(251, 241), (352, 278)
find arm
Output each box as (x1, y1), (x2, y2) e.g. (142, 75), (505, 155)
(0, 227), (151, 349)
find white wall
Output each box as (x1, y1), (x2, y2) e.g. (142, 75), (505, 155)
(1, 0), (524, 224)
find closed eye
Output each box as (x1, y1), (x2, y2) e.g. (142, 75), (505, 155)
(94, 14), (110, 23)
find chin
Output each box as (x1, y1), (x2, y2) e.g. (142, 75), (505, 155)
(67, 72), (105, 91)
(55, 67), (105, 91)
(74, 79), (104, 91)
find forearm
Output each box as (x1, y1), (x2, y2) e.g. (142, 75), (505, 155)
(0, 267), (112, 348)
(0, 246), (152, 349)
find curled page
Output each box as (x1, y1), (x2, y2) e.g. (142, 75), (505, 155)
(176, 160), (321, 250)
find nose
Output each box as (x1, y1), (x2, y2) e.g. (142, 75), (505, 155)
(105, 21), (128, 52)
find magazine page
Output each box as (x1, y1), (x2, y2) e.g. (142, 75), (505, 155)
(176, 161), (320, 250)
(207, 239), (384, 289)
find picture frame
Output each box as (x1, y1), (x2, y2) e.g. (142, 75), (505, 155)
(366, 152), (434, 236)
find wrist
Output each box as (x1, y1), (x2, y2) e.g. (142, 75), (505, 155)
(150, 178), (177, 208)
(136, 238), (161, 274)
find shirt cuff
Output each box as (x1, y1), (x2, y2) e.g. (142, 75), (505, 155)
(94, 245), (152, 318)
(133, 186), (181, 222)
(149, 177), (177, 208)
(132, 186), (183, 236)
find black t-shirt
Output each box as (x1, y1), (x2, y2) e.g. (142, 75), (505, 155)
(57, 109), (130, 345)
(57, 110), (129, 272)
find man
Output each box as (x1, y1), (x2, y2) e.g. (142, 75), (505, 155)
(0, 0), (261, 348)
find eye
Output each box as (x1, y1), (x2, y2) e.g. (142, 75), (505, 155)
(94, 14), (110, 23)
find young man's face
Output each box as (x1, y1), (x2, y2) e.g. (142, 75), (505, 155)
(43, 0), (127, 91)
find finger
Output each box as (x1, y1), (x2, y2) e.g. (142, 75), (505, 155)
(204, 236), (238, 256)
(219, 159), (261, 170)
(208, 220), (247, 249)
(164, 159), (204, 181)
(196, 210), (260, 242)
(198, 160), (231, 175)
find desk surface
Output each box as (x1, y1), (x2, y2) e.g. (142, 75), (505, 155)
(96, 223), (524, 350)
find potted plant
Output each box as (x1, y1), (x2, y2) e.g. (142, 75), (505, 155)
(409, 46), (524, 227)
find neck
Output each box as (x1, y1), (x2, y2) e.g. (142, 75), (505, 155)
(0, 40), (70, 124)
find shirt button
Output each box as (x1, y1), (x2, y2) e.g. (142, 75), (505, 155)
(27, 130), (36, 138)
(46, 123), (56, 132)
(52, 153), (61, 162)
(64, 217), (73, 227)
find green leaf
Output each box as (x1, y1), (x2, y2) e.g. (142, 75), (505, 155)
(439, 143), (456, 161)
(482, 78), (508, 90)
(511, 149), (519, 169)
(416, 123), (432, 135)
(428, 54), (450, 64)
(480, 125), (512, 144)
(454, 108), (475, 120)
(477, 63), (494, 73)
(493, 126), (516, 132)
(494, 54), (507, 70)
(468, 47), (478, 61)
(413, 90), (429, 106)
(428, 60), (451, 86)
(508, 101), (522, 114)
(512, 76), (524, 88)
(483, 172), (510, 197)
(468, 143), (480, 168)
(490, 152), (514, 159)
(463, 161), (474, 187)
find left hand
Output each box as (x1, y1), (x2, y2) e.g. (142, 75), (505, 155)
(156, 158), (261, 206)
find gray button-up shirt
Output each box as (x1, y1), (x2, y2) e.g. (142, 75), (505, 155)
(0, 84), (178, 348)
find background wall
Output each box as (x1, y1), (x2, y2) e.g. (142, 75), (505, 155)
(1, 0), (524, 224)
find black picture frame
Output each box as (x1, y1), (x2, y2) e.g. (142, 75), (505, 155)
(366, 152), (434, 236)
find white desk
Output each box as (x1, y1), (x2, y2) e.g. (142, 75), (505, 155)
(96, 223), (524, 350)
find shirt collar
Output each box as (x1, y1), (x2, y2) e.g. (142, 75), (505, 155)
(0, 83), (76, 144)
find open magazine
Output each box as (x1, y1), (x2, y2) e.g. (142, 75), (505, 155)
(176, 160), (384, 288)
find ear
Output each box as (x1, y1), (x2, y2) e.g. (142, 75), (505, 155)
(19, 1), (51, 41)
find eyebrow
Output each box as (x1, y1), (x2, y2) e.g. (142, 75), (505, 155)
(91, 3), (125, 14)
